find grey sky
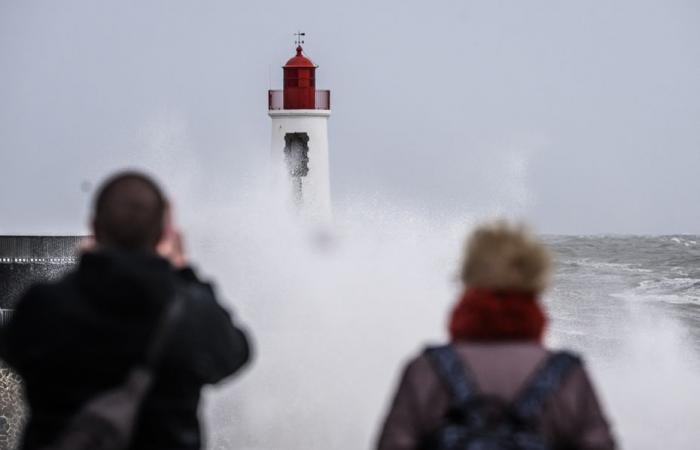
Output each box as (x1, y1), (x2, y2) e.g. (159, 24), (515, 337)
(1, 0), (699, 234)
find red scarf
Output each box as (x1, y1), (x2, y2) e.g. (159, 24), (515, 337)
(449, 288), (547, 342)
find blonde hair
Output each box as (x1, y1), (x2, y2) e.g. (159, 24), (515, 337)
(460, 220), (551, 293)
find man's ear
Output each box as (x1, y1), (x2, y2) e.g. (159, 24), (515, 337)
(91, 217), (105, 244)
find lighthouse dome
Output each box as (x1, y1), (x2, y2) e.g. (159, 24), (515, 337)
(284, 46), (316, 68)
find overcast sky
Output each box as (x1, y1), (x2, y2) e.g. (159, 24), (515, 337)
(1, 0), (699, 234)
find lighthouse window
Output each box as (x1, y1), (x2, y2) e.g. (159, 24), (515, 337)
(283, 132), (310, 202)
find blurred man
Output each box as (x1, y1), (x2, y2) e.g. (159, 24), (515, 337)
(0, 171), (251, 450)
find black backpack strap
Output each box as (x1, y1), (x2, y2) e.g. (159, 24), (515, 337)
(425, 344), (478, 408)
(144, 291), (186, 369)
(512, 351), (581, 421)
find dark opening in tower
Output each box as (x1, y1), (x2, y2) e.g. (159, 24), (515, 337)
(283, 132), (310, 203)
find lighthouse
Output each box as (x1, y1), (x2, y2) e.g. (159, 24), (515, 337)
(268, 34), (332, 220)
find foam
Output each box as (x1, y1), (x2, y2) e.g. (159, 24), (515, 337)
(167, 185), (700, 450)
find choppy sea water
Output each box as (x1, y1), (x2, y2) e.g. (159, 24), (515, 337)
(546, 235), (700, 449)
(2, 232), (699, 449)
(199, 223), (700, 450)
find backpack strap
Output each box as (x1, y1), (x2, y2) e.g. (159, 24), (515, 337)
(512, 351), (581, 421)
(144, 290), (186, 369)
(425, 344), (478, 408)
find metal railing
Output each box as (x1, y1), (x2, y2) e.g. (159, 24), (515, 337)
(268, 90), (331, 110)
(0, 309), (13, 327)
(0, 236), (85, 260)
(315, 90), (330, 110)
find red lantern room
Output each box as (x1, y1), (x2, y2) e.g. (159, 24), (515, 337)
(268, 34), (330, 111)
(283, 45), (316, 109)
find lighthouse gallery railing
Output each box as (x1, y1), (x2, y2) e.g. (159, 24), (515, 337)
(268, 90), (330, 111)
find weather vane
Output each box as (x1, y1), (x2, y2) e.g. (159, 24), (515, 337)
(294, 31), (306, 46)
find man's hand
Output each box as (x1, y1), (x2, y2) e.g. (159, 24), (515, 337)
(157, 205), (188, 268)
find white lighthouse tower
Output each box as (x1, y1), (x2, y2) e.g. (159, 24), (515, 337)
(268, 34), (331, 220)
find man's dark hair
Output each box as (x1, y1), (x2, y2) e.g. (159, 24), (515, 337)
(93, 171), (166, 251)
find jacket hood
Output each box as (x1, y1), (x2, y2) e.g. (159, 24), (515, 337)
(75, 250), (176, 314)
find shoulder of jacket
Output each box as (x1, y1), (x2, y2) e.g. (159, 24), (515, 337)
(17, 279), (60, 307)
(403, 346), (444, 381)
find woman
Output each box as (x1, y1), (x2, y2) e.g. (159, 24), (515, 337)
(377, 221), (615, 450)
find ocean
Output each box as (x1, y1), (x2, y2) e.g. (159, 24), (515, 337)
(197, 208), (700, 450)
(546, 235), (700, 449)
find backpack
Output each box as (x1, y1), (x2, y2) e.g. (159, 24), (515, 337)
(39, 293), (185, 450)
(421, 344), (580, 450)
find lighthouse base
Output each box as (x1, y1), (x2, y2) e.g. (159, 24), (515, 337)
(269, 109), (332, 221)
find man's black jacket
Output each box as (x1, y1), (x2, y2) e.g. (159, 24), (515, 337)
(0, 250), (251, 450)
